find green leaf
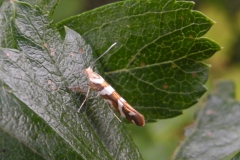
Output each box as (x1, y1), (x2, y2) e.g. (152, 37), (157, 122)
(232, 151), (240, 160)
(173, 81), (240, 160)
(0, 1), (142, 159)
(21, 0), (59, 14)
(57, 0), (221, 122)
(0, 0), (58, 48)
(0, 0), (15, 48)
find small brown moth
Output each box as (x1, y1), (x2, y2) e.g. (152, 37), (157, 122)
(78, 43), (145, 126)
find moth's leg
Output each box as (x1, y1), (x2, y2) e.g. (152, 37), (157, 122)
(104, 102), (122, 123)
(113, 113), (122, 123)
(77, 86), (91, 112)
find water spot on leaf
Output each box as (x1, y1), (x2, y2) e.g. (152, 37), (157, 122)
(50, 48), (55, 56)
(179, 16), (184, 20)
(69, 52), (75, 57)
(51, 85), (57, 91)
(163, 84), (168, 89)
(78, 48), (83, 54)
(140, 62), (145, 67)
(206, 131), (213, 137)
(206, 109), (216, 115)
(191, 73), (196, 78)
(188, 35), (193, 39)
(47, 79), (52, 85)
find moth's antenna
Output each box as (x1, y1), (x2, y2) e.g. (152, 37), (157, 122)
(89, 42), (117, 67)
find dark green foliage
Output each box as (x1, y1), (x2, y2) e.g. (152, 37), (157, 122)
(173, 81), (240, 160)
(0, 0), (220, 159)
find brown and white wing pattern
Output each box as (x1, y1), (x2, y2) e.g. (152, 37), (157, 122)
(84, 67), (145, 126)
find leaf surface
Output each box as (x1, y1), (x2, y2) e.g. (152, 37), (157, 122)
(0, 1), (142, 159)
(173, 81), (240, 160)
(0, 0), (58, 48)
(57, 0), (221, 122)
(232, 151), (240, 160)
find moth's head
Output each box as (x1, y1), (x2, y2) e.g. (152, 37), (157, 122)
(84, 67), (104, 84)
(83, 67), (94, 78)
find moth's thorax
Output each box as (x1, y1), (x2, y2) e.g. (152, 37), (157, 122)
(84, 67), (106, 91)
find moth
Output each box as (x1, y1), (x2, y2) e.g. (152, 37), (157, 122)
(77, 43), (145, 126)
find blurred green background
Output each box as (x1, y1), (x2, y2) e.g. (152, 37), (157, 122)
(53, 0), (240, 159)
